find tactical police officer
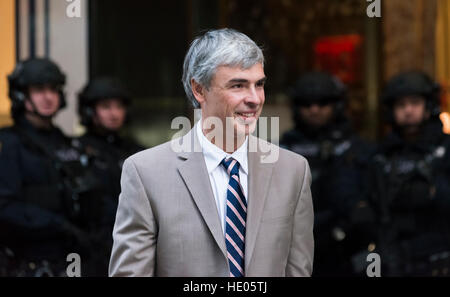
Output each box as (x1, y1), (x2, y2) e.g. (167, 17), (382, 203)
(281, 71), (374, 276)
(77, 77), (144, 271)
(0, 58), (103, 276)
(77, 77), (144, 213)
(368, 71), (450, 276)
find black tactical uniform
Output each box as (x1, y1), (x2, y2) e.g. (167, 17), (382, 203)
(77, 77), (144, 272)
(0, 58), (103, 276)
(281, 72), (375, 276)
(368, 71), (450, 276)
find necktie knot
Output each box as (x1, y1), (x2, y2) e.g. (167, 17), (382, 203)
(221, 157), (240, 177)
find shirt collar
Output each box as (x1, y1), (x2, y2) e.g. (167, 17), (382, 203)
(196, 118), (248, 175)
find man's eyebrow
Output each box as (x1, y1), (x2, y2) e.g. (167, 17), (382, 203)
(226, 77), (267, 85)
(257, 77), (267, 84)
(227, 78), (248, 84)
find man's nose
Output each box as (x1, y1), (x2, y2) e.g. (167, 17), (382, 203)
(309, 104), (321, 113)
(43, 89), (58, 101)
(244, 85), (262, 105)
(403, 103), (415, 114)
(111, 107), (124, 118)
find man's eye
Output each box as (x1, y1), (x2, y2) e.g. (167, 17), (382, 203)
(231, 84), (243, 89)
(256, 81), (265, 87)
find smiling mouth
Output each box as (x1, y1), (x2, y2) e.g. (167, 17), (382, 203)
(235, 112), (257, 119)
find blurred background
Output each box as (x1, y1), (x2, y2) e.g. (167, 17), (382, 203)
(1, 0), (450, 147)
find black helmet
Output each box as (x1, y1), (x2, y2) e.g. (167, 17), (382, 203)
(290, 71), (346, 107)
(382, 71), (440, 111)
(289, 72), (348, 130)
(8, 58), (66, 119)
(78, 77), (131, 127)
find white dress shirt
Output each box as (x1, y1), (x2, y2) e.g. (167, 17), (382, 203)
(196, 119), (248, 235)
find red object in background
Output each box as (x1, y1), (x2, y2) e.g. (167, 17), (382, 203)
(314, 34), (363, 84)
(439, 80), (450, 112)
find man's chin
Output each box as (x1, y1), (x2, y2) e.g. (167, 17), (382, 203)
(236, 121), (257, 137)
(400, 123), (422, 134)
(37, 110), (58, 118)
(104, 126), (121, 132)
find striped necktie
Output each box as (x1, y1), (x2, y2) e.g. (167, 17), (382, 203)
(221, 157), (247, 277)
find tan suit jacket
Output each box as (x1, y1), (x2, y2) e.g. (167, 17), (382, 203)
(109, 127), (314, 276)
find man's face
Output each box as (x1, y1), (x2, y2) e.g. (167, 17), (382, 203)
(94, 98), (127, 131)
(393, 95), (429, 133)
(194, 63), (266, 138)
(26, 84), (60, 117)
(298, 103), (334, 129)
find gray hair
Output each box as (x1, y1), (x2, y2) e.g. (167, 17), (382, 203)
(182, 28), (264, 108)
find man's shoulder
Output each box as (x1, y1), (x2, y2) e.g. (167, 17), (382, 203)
(278, 144), (309, 170)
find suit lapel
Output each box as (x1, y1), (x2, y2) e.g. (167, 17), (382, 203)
(245, 135), (274, 272)
(176, 128), (228, 259)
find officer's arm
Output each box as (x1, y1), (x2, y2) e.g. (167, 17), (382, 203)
(0, 133), (68, 242)
(0, 133), (22, 198)
(109, 157), (157, 277)
(286, 157), (314, 277)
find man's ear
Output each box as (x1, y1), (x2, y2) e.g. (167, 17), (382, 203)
(191, 79), (206, 105)
(24, 98), (33, 112)
(91, 107), (100, 126)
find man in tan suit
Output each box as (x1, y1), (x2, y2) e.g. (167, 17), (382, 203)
(109, 28), (314, 277)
